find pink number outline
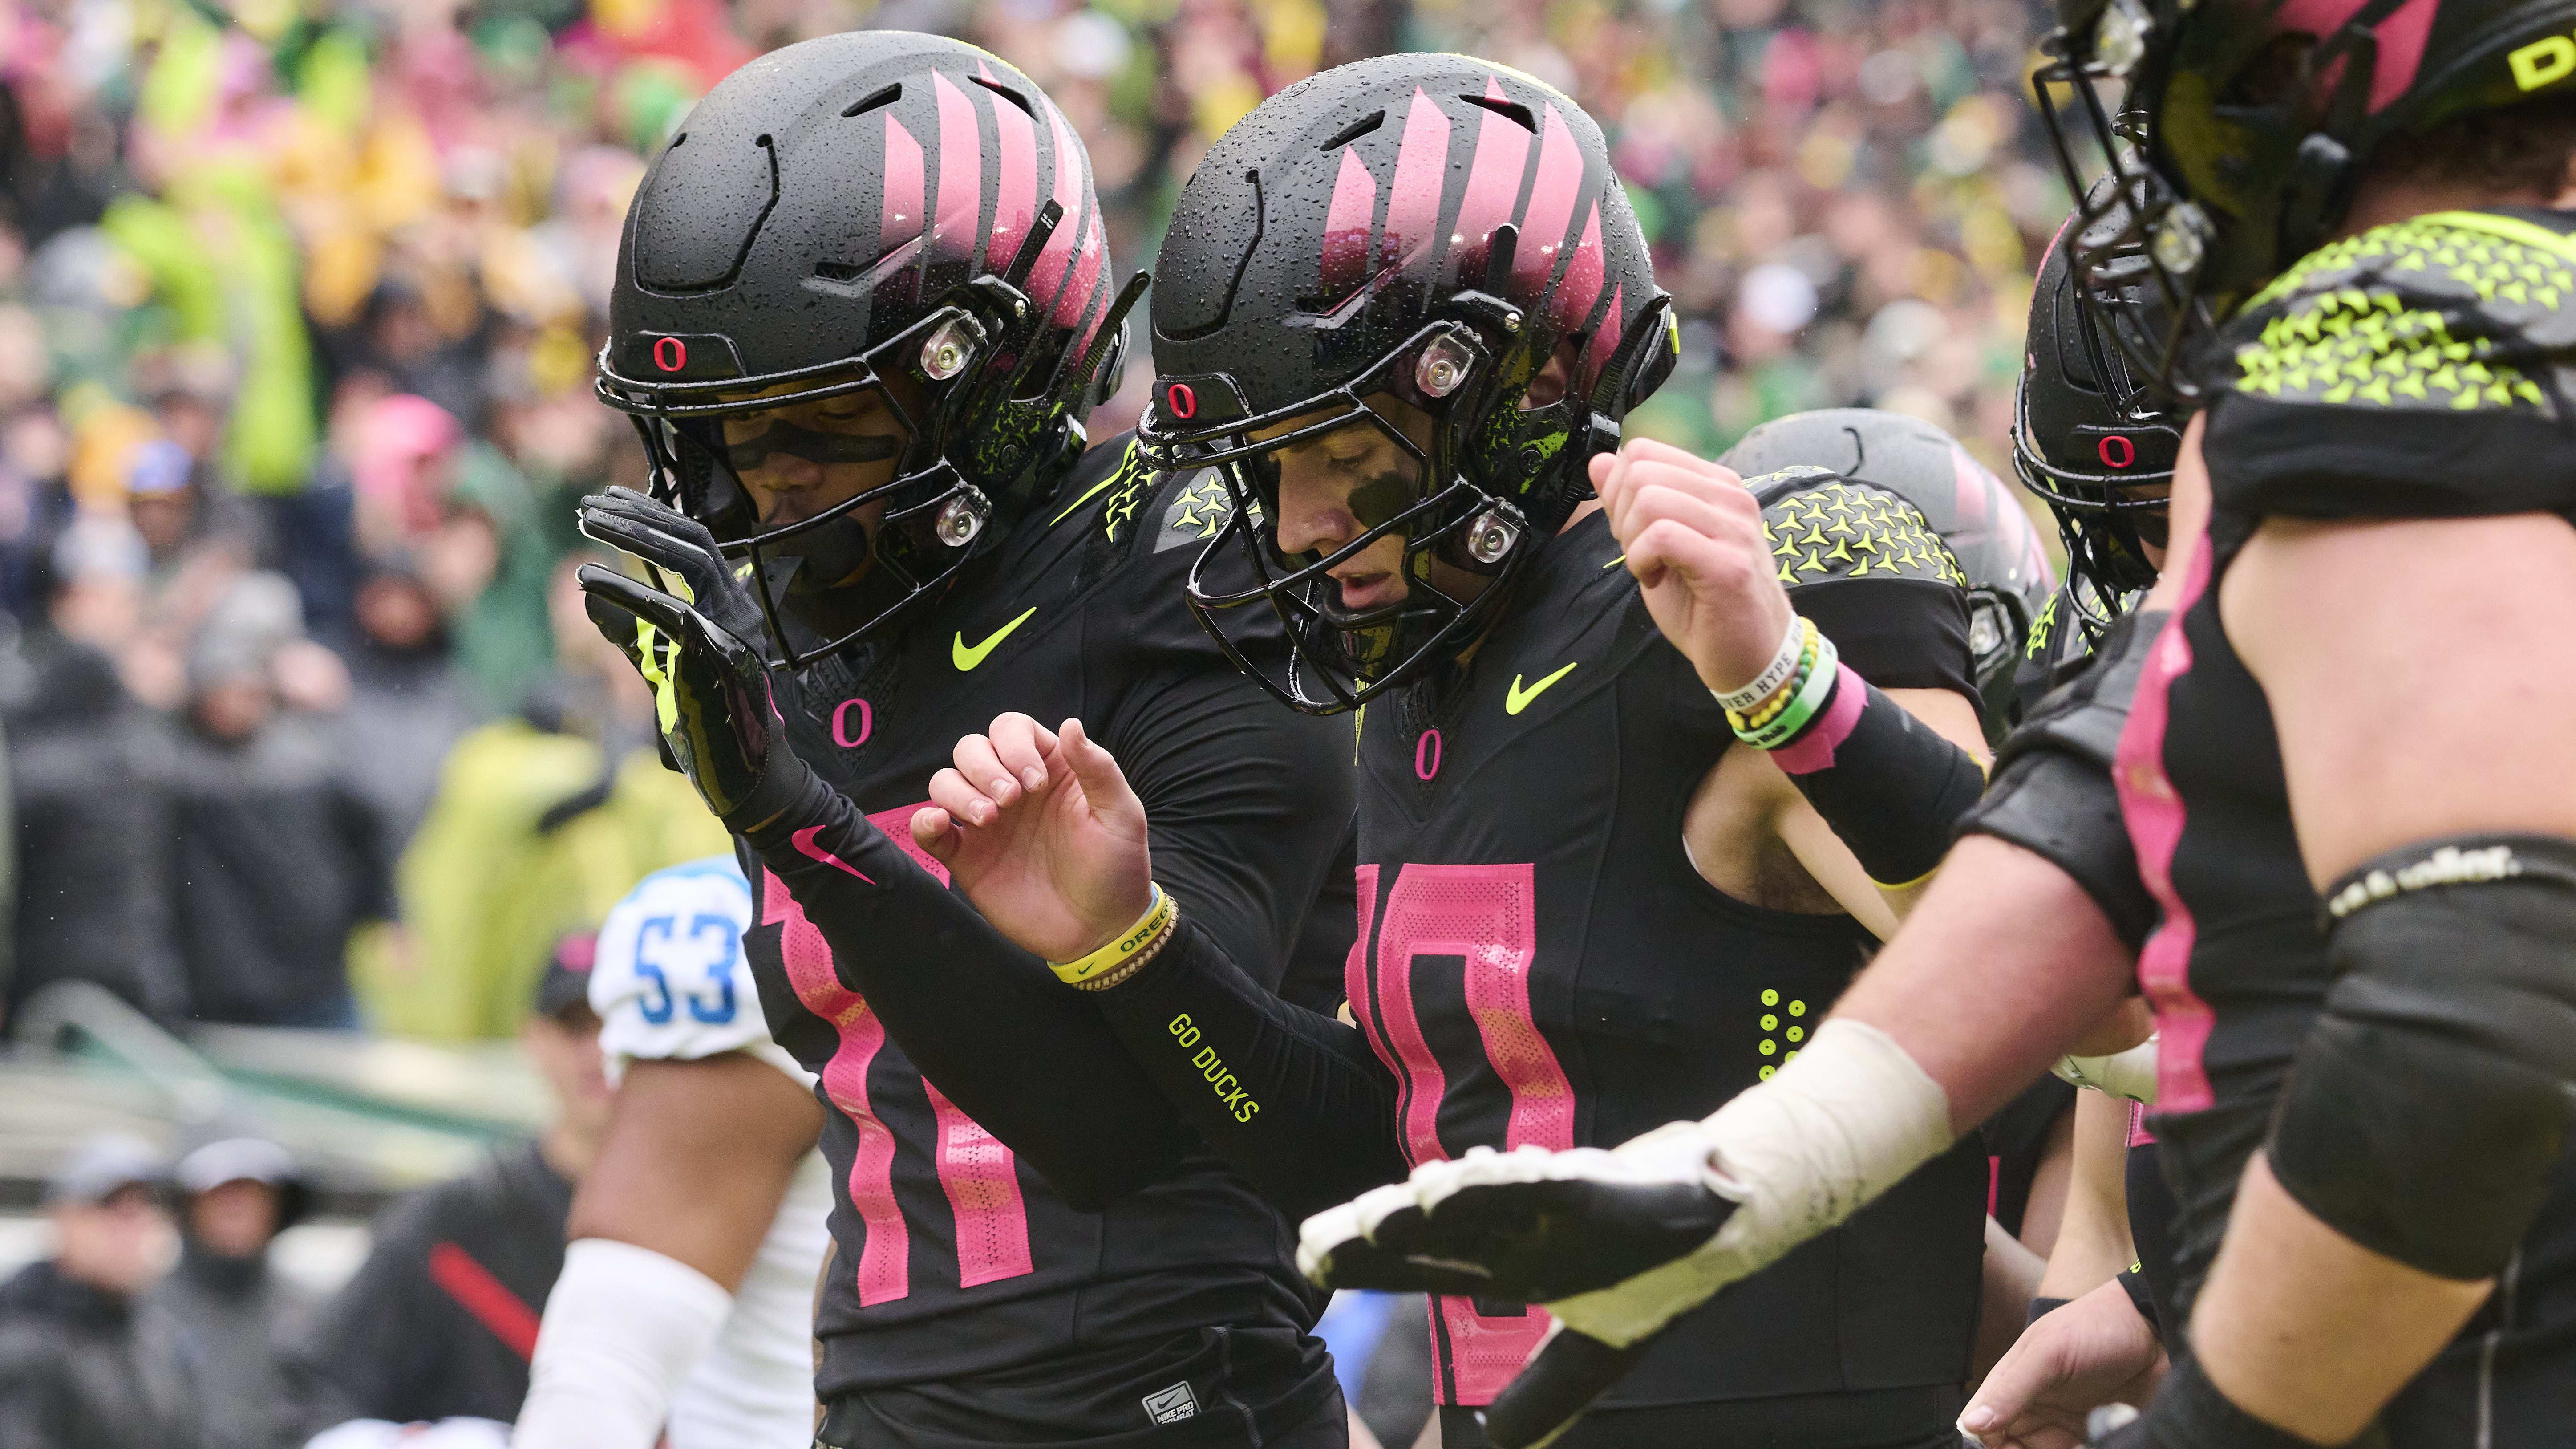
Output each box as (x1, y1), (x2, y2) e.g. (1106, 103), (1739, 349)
(757, 807), (1037, 1305)
(1347, 862), (1572, 1404)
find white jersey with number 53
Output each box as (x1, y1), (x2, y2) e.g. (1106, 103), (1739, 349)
(591, 856), (830, 1449)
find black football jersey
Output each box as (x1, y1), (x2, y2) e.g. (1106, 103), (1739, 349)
(2119, 209), (2576, 1440)
(1342, 476), (1988, 1421)
(739, 436), (1355, 1397)
(2010, 574), (2139, 722)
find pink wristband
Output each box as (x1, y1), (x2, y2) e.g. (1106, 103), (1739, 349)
(1767, 664), (1867, 775)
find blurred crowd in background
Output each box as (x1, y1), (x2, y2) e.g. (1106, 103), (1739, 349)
(0, 0), (2071, 1041)
(0, 0), (2080, 1441)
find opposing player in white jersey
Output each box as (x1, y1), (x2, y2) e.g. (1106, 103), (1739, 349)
(513, 857), (830, 1449)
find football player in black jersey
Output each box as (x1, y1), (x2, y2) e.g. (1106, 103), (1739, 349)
(905, 54), (2005, 1449)
(1715, 405), (2082, 1373)
(1959, 213), (2187, 1447)
(2031, 2), (2576, 1442)
(551, 33), (1358, 1449)
(2009, 211), (2182, 710)
(1297, 5), (2576, 1448)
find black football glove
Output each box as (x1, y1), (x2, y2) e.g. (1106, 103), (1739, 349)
(577, 486), (778, 644)
(1296, 1147), (1734, 1303)
(1297, 1137), (1742, 1449)
(576, 488), (799, 824)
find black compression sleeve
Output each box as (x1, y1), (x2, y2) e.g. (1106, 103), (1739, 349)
(1090, 914), (1409, 1221)
(1771, 666), (1988, 887)
(1957, 612), (2161, 950)
(1101, 637), (1357, 991)
(740, 761), (1199, 1208)
(2268, 835), (2576, 1279)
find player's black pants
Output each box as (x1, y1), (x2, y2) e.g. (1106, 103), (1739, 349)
(818, 1326), (1346, 1448)
(1435, 1384), (1966, 1449)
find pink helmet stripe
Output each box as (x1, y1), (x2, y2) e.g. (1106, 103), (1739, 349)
(1552, 202), (1606, 335)
(929, 70), (985, 265)
(1511, 103), (1584, 296)
(1056, 210), (1106, 342)
(1029, 98), (1088, 318)
(1320, 146), (1379, 303)
(880, 114), (925, 257)
(2276, 0), (2438, 113)
(1450, 77), (1534, 281)
(1381, 88), (1451, 273)
(986, 76), (1040, 272)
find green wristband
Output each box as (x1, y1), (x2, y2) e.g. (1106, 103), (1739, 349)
(1738, 632), (1842, 750)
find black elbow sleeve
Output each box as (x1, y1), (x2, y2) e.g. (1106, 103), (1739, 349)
(1095, 916), (1410, 1220)
(2268, 836), (2576, 1281)
(741, 763), (1199, 1208)
(1956, 612), (2158, 951)
(1773, 670), (1988, 887)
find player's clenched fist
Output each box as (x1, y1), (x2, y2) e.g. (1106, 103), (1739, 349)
(1592, 438), (1798, 698)
(911, 713), (1157, 966)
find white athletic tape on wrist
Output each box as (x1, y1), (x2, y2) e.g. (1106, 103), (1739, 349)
(513, 1238), (733, 1449)
(1545, 1018), (1954, 1346)
(2052, 1034), (2159, 1105)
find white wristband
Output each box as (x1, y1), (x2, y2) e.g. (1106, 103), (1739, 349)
(1713, 612), (1806, 713)
(514, 1238), (733, 1449)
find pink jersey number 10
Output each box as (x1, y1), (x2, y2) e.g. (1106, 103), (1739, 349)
(1343, 861), (1576, 1406)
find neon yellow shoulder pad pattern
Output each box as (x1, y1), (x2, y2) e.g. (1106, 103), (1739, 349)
(2232, 211), (2572, 415)
(1754, 471), (1968, 589)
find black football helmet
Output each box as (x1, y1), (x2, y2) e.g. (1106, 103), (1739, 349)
(2011, 210), (2181, 638)
(1143, 54), (1677, 714)
(2033, 0), (2576, 398)
(595, 32), (1140, 667)
(1718, 409), (2057, 743)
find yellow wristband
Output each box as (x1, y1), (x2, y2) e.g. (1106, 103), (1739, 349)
(1048, 885), (1176, 986)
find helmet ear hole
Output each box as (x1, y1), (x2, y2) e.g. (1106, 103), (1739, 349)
(1519, 337), (1581, 410)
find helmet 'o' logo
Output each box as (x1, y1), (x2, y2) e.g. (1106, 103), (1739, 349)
(2098, 435), (2135, 469)
(652, 337), (688, 373)
(1165, 382), (1197, 419)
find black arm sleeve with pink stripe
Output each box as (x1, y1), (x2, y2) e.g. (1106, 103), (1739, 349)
(1090, 915), (1410, 1222)
(739, 762), (1203, 1210)
(749, 757), (1403, 1222)
(733, 651), (1359, 1212)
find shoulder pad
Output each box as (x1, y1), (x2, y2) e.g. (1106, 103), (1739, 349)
(2022, 588), (2063, 663)
(1144, 468), (1258, 555)
(591, 856), (767, 1066)
(2207, 212), (2576, 522)
(1751, 467), (1969, 589)
(2227, 211), (2576, 415)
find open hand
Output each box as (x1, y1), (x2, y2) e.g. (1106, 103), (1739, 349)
(911, 714), (1154, 964)
(1592, 439), (1798, 697)
(1960, 1277), (2167, 1449)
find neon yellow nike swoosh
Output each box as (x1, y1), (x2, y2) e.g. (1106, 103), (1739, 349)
(1049, 474), (1119, 525)
(954, 607), (1038, 671)
(1505, 662), (1578, 715)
